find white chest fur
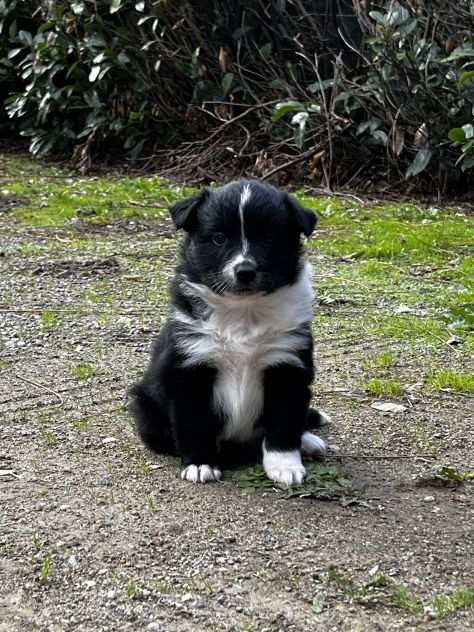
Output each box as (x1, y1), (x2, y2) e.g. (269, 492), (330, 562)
(173, 263), (314, 442)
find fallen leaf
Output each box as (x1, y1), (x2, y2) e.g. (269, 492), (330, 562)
(371, 401), (407, 413)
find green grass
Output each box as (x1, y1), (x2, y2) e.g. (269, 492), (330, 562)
(364, 378), (402, 397)
(427, 370), (474, 394)
(40, 310), (58, 329)
(309, 200), (472, 266)
(370, 315), (448, 342)
(126, 579), (139, 599)
(326, 571), (473, 620)
(390, 585), (423, 615)
(39, 552), (53, 582)
(2, 154), (193, 226)
(363, 351), (396, 371)
(71, 363), (96, 380)
(39, 428), (56, 447)
(72, 418), (91, 432)
(431, 588), (474, 618)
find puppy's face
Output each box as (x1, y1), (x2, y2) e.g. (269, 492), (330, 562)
(170, 180), (316, 295)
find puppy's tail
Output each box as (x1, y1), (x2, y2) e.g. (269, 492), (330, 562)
(128, 383), (177, 456)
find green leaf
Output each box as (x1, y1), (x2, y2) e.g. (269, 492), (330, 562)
(7, 48), (23, 59)
(461, 154), (474, 171)
(405, 148), (433, 178)
(307, 78), (334, 93)
(259, 43), (272, 59)
(371, 129), (388, 146)
(110, 0), (123, 14)
(38, 21), (54, 33)
(221, 72), (234, 96)
(17, 30), (33, 46)
(462, 124), (474, 139)
(89, 65), (101, 82)
(271, 101), (304, 123)
(369, 11), (387, 25)
(387, 6), (410, 27)
(448, 127), (466, 143)
(443, 48), (474, 62)
(458, 71), (474, 88)
(71, 1), (85, 15)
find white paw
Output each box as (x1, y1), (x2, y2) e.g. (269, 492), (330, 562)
(181, 464), (222, 484)
(318, 410), (332, 426)
(301, 431), (327, 458)
(262, 446), (306, 486)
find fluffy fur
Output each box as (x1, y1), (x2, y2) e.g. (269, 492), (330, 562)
(129, 179), (328, 485)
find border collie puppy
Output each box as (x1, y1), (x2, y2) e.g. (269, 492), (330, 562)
(130, 179), (329, 485)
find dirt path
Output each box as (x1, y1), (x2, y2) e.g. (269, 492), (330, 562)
(1, 158), (473, 631)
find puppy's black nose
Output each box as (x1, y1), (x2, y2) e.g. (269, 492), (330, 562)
(235, 260), (257, 284)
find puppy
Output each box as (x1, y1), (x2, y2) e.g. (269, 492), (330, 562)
(129, 179), (329, 485)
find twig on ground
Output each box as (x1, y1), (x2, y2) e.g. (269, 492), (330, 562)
(261, 147), (322, 181)
(15, 373), (64, 406)
(323, 453), (437, 460)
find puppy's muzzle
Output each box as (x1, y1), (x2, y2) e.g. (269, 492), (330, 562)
(234, 260), (257, 285)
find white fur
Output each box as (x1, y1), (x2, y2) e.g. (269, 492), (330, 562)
(239, 183), (252, 255)
(262, 443), (306, 486)
(318, 410), (332, 426)
(181, 464), (222, 483)
(173, 262), (314, 443)
(301, 431), (327, 457)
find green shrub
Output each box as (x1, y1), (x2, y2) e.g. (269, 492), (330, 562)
(272, 1), (474, 188)
(1, 1), (473, 190)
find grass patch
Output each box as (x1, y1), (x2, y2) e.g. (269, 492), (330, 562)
(364, 378), (402, 397)
(71, 363), (96, 380)
(427, 370), (474, 394)
(314, 205), (473, 265)
(370, 314), (447, 343)
(431, 588), (474, 619)
(390, 585), (423, 615)
(126, 579), (139, 599)
(39, 428), (56, 447)
(39, 551), (53, 582)
(363, 351), (396, 371)
(40, 310), (58, 329)
(2, 154), (194, 226)
(236, 462), (353, 502)
(72, 418), (91, 432)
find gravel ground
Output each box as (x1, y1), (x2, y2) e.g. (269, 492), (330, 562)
(1, 206), (473, 632)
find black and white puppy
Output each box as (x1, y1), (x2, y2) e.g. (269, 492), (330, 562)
(130, 179), (329, 485)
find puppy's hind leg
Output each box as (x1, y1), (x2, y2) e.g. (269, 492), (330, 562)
(306, 407), (332, 428)
(301, 408), (330, 458)
(129, 383), (177, 455)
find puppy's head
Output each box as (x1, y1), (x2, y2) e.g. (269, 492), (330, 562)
(169, 179), (316, 295)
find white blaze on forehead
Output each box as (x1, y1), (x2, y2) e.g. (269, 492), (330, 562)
(238, 183), (252, 255)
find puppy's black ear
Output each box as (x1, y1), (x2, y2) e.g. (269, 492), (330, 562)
(169, 189), (208, 231)
(285, 193), (317, 237)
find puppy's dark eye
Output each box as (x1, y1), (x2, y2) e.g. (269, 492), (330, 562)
(212, 233), (227, 246)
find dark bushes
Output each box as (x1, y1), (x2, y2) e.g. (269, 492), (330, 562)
(0, 1), (473, 192)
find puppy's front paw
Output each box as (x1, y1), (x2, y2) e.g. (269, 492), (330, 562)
(263, 449), (306, 486)
(301, 431), (327, 458)
(181, 464), (222, 484)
